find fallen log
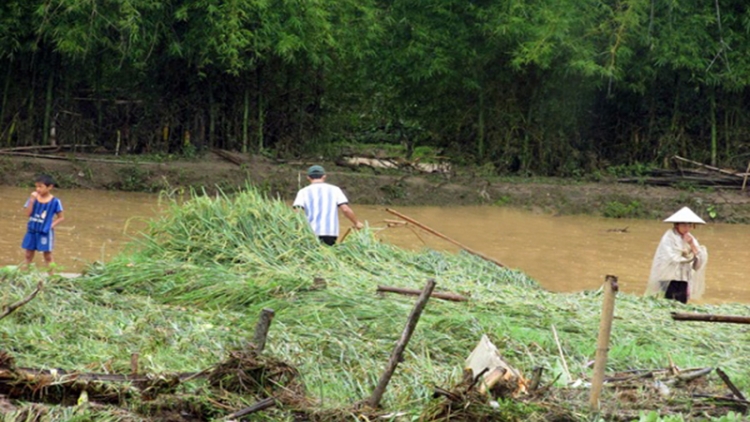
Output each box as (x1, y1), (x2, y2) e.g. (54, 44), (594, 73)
(385, 208), (505, 268)
(0, 151), (159, 165)
(0, 145), (97, 153)
(212, 148), (246, 166)
(671, 312), (750, 324)
(376, 285), (468, 302)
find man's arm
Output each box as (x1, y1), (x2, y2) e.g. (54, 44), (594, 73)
(339, 204), (364, 229)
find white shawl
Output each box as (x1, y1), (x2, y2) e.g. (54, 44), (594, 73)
(645, 229), (708, 299)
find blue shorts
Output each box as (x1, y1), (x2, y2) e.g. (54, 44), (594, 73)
(22, 231), (54, 252)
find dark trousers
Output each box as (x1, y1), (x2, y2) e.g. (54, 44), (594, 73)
(318, 236), (337, 246)
(665, 280), (689, 304)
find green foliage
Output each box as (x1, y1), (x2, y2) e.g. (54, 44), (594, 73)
(606, 163), (653, 178)
(602, 200), (645, 218)
(114, 166), (152, 192)
(1, 0), (750, 175)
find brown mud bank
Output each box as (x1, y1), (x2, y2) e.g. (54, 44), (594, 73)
(2, 153), (750, 223)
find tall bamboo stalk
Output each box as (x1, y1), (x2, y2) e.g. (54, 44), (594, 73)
(242, 85), (250, 153)
(42, 66), (54, 146)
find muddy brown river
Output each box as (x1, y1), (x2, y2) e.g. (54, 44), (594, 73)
(2, 186), (749, 304)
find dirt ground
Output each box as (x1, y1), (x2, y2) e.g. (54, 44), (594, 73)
(2, 151), (750, 223)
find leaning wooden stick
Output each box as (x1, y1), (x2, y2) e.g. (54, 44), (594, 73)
(377, 285), (468, 302)
(671, 312), (750, 324)
(384, 208), (505, 268)
(742, 161), (750, 191)
(0, 280), (43, 320)
(590, 275), (619, 411)
(717, 368), (747, 401)
(672, 155), (746, 178)
(340, 227), (353, 243)
(367, 278), (436, 408)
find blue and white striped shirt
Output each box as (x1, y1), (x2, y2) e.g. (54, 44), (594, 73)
(24, 197), (63, 234)
(293, 183), (348, 236)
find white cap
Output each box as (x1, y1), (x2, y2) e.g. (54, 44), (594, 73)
(663, 207), (706, 224)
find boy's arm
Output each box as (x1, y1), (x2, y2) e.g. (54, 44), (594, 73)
(25, 192), (38, 217)
(51, 211), (65, 229)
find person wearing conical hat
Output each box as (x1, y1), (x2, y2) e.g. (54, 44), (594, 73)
(644, 207), (708, 303)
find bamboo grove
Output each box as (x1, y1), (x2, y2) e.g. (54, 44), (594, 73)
(0, 0), (749, 175)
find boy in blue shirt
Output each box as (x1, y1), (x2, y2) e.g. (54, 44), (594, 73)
(22, 174), (65, 269)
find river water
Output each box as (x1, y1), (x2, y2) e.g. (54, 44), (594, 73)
(2, 186), (748, 304)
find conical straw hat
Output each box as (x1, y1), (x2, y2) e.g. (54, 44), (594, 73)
(663, 207), (706, 224)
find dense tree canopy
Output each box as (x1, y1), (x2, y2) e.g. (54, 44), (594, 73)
(0, 0), (749, 175)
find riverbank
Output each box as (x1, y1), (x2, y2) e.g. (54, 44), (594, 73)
(2, 152), (750, 223)
(1, 189), (747, 421)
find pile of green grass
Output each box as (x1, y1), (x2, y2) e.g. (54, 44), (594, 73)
(2, 187), (749, 421)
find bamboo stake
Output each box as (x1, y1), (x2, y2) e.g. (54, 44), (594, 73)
(384, 208), (505, 268)
(742, 161), (750, 191)
(130, 353), (139, 375)
(551, 325), (571, 384)
(376, 285), (468, 302)
(252, 308), (275, 353)
(367, 279), (436, 408)
(671, 312), (750, 324)
(590, 275), (619, 411)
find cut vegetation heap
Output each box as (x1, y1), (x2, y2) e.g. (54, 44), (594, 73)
(1, 187), (750, 421)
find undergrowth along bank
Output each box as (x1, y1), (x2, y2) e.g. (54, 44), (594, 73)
(2, 187), (749, 420)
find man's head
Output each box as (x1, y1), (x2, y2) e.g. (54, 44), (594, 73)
(307, 165), (326, 180)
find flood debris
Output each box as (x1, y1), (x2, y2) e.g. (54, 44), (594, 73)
(0, 280), (43, 320)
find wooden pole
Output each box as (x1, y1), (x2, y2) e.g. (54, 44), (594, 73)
(742, 161), (750, 191)
(367, 279), (436, 408)
(716, 368), (747, 401)
(252, 308), (275, 353)
(130, 353), (139, 375)
(671, 312), (750, 324)
(672, 155), (746, 178)
(377, 285), (468, 302)
(590, 275), (619, 410)
(384, 208), (505, 268)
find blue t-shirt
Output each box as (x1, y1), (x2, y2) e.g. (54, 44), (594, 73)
(25, 197), (63, 234)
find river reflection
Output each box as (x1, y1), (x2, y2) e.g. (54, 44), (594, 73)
(1, 186), (748, 304)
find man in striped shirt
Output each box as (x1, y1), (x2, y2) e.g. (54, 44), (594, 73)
(293, 165), (363, 245)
